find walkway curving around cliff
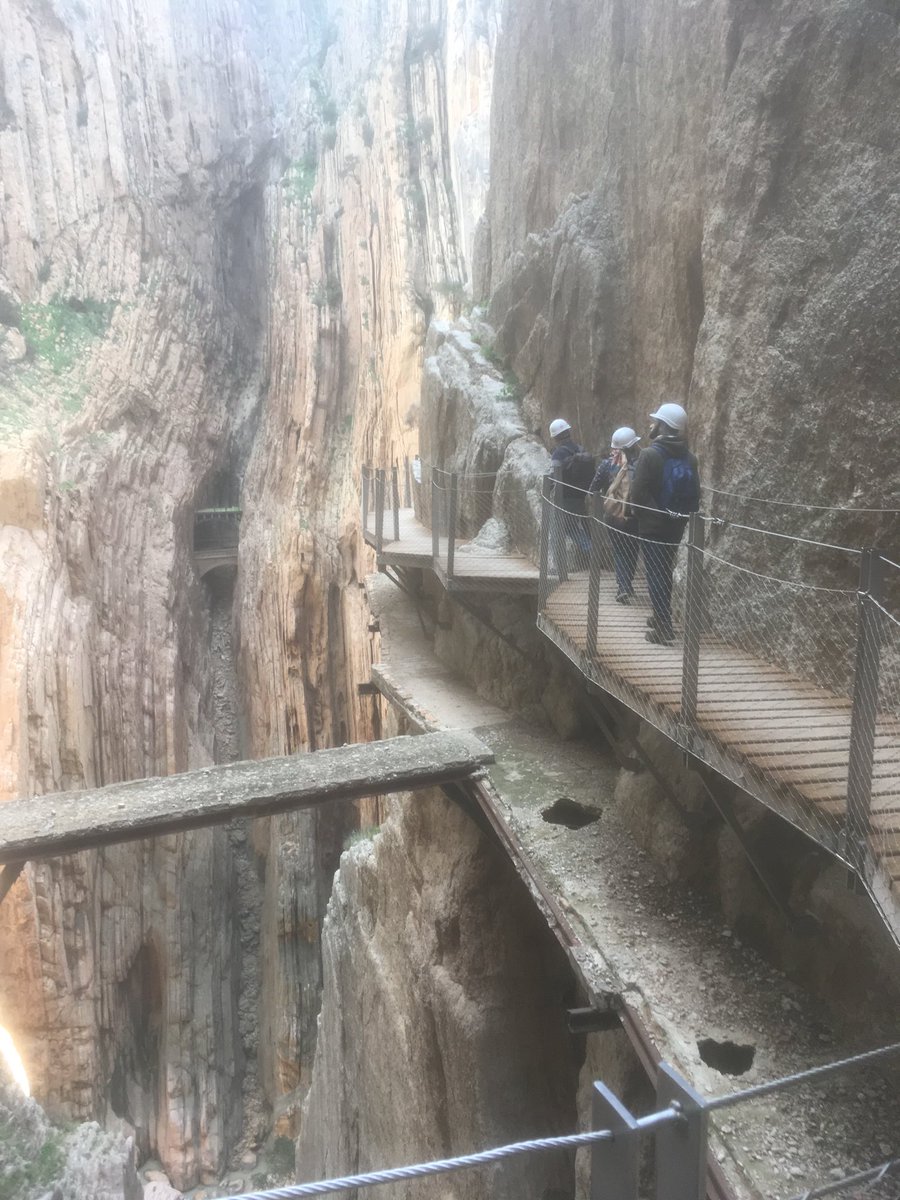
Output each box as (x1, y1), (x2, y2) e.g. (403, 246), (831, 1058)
(365, 571), (900, 1200)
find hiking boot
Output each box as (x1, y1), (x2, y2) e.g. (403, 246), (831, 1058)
(615, 591), (633, 605)
(645, 627), (676, 646)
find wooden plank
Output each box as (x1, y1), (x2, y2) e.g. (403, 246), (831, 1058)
(0, 732), (495, 865)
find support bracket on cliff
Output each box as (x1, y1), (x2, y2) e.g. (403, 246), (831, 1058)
(0, 732), (495, 872)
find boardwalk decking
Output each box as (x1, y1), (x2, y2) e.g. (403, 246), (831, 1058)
(542, 573), (900, 902)
(364, 506), (540, 592)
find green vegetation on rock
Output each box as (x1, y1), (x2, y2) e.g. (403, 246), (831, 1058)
(282, 152), (318, 205)
(0, 1122), (65, 1200)
(20, 296), (115, 375)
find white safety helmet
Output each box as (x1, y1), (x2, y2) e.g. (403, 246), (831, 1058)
(648, 403), (688, 433)
(549, 418), (572, 438)
(610, 426), (640, 450)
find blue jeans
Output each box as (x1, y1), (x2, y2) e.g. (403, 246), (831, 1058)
(607, 524), (639, 596)
(641, 540), (679, 635)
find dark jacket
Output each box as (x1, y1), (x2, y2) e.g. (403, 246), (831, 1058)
(551, 437), (589, 514)
(631, 435), (699, 542)
(591, 451), (639, 532)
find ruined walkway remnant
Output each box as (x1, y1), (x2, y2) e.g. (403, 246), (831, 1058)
(0, 732), (494, 868)
(193, 506), (242, 578)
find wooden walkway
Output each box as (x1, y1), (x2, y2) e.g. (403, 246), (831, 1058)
(364, 507), (540, 593)
(541, 573), (900, 900)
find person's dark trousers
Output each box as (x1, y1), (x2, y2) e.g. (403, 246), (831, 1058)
(607, 524), (639, 596)
(641, 538), (679, 635)
(564, 512), (591, 560)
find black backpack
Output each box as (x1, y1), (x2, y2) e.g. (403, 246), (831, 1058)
(561, 449), (596, 491)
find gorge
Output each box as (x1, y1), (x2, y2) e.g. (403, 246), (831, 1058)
(1, 0), (900, 1197)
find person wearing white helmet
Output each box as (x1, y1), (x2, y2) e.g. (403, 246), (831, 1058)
(590, 426), (641, 603)
(631, 403), (700, 645)
(548, 417), (594, 557)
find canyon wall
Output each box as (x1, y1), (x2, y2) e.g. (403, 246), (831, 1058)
(0, 0), (298, 1186)
(0, 0), (501, 1188)
(481, 0), (900, 555)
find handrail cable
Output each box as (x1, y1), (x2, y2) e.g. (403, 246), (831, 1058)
(702, 483), (900, 516)
(223, 1042), (900, 1200)
(224, 1108), (679, 1200)
(787, 1157), (900, 1200)
(871, 597), (900, 630)
(701, 550), (858, 594)
(703, 518), (862, 557)
(703, 1040), (900, 1113)
(882, 555), (900, 573)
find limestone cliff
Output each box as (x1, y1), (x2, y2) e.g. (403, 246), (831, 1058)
(0, 0), (500, 1188)
(481, 0), (900, 553)
(297, 793), (579, 1199)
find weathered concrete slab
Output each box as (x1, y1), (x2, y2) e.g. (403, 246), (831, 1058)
(0, 732), (494, 864)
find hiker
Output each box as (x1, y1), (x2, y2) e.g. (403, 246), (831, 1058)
(630, 403), (700, 645)
(548, 418), (594, 558)
(590, 426), (641, 603)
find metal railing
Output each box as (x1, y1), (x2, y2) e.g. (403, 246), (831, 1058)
(536, 483), (900, 931)
(220, 1042), (900, 1200)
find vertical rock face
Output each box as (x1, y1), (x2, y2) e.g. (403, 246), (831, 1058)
(234, 0), (500, 1128)
(0, 0), (288, 1186)
(0, 0), (501, 1187)
(480, 0), (900, 546)
(297, 795), (579, 1198)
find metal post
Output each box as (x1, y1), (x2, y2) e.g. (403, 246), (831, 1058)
(539, 476), (551, 601)
(362, 467), (370, 537)
(586, 517), (602, 659)
(550, 466), (569, 584)
(431, 468), (440, 563)
(392, 465), (401, 543)
(681, 514), (705, 731)
(374, 469), (385, 554)
(447, 471), (459, 580)
(404, 456), (412, 508)
(591, 1083), (639, 1200)
(847, 549), (886, 879)
(655, 1063), (709, 1200)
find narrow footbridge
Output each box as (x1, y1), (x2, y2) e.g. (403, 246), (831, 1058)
(362, 461), (900, 939)
(0, 732), (494, 902)
(193, 506), (241, 577)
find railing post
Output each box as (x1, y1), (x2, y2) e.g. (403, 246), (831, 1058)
(392, 465), (401, 542)
(431, 467), (440, 563)
(681, 513), (705, 731)
(446, 471), (459, 579)
(591, 1082), (639, 1200)
(539, 476), (551, 595)
(846, 548), (886, 879)
(362, 466), (369, 536)
(550, 466), (568, 584)
(404, 456), (412, 508)
(374, 469), (385, 554)
(655, 1064), (709, 1200)
(586, 517), (602, 659)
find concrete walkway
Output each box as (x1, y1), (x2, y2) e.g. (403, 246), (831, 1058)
(366, 572), (900, 1200)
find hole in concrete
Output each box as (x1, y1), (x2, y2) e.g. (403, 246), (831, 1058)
(541, 797), (601, 830)
(697, 1037), (756, 1076)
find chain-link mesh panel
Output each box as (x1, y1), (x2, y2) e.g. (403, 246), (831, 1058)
(535, 492), (900, 863)
(431, 467), (541, 591)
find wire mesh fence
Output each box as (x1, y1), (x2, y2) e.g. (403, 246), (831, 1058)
(429, 466), (542, 588)
(536, 490), (900, 883)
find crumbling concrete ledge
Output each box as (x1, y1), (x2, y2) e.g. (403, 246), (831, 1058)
(0, 732), (494, 864)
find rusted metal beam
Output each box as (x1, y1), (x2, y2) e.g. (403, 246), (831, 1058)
(0, 732), (494, 866)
